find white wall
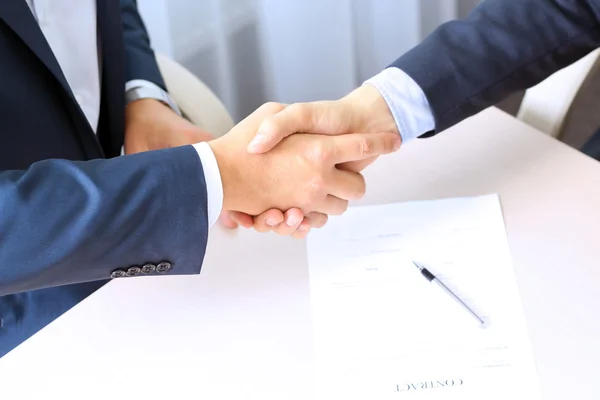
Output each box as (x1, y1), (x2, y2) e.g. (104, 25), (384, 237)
(257, 0), (357, 103)
(138, 0), (476, 122)
(137, 0), (173, 57)
(421, 0), (458, 37)
(352, 0), (422, 83)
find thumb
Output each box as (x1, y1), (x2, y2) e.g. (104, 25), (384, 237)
(247, 101), (348, 154)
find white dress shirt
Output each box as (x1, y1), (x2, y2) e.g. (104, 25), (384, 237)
(26, 0), (101, 132)
(25, 0), (223, 226)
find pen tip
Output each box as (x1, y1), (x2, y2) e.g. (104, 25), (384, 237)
(412, 261), (422, 269)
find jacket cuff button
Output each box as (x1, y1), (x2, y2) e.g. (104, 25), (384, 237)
(110, 269), (127, 279)
(156, 261), (172, 273)
(141, 263), (156, 274)
(126, 266), (142, 276)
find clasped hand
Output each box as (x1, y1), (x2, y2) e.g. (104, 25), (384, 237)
(213, 86), (400, 237)
(123, 88), (399, 237)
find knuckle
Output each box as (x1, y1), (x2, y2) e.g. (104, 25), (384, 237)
(359, 137), (373, 157)
(289, 102), (322, 131)
(308, 140), (327, 164)
(387, 136), (398, 152)
(309, 175), (326, 193)
(382, 134), (398, 153)
(288, 103), (308, 120)
(261, 101), (286, 114)
(311, 103), (329, 130)
(302, 178), (325, 208)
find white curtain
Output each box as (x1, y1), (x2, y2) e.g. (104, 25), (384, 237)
(139, 0), (476, 123)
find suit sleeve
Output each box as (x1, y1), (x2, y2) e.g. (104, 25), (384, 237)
(0, 145), (209, 296)
(391, 0), (600, 135)
(119, 0), (166, 89)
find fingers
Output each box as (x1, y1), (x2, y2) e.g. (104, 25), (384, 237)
(271, 208), (304, 236)
(289, 212), (329, 239)
(292, 220), (312, 239)
(305, 212), (328, 228)
(244, 208), (327, 236)
(247, 101), (346, 154)
(246, 209), (328, 239)
(337, 156), (379, 173)
(332, 132), (401, 163)
(313, 195), (348, 216)
(219, 211), (239, 229)
(252, 209), (286, 233)
(262, 211), (328, 238)
(249, 208), (309, 237)
(245, 102), (288, 123)
(228, 211), (255, 229)
(327, 169), (366, 201)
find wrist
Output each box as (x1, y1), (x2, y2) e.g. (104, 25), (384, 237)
(341, 85), (399, 135)
(208, 136), (243, 212)
(125, 98), (175, 128)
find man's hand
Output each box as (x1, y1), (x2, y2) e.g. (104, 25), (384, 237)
(247, 85), (398, 157)
(208, 103), (400, 218)
(242, 85), (399, 236)
(124, 99), (214, 153)
(124, 98), (238, 228)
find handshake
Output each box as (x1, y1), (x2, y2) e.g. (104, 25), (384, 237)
(208, 85), (400, 237)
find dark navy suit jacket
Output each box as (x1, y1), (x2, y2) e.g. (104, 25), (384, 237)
(0, 1), (209, 357)
(391, 0), (600, 137)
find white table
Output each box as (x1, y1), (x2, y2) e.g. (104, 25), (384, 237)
(1, 108), (600, 400)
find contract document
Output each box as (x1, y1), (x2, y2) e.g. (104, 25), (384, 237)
(307, 195), (541, 399)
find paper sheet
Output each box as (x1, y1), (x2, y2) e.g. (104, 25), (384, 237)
(307, 195), (541, 399)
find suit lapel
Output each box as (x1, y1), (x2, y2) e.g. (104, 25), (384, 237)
(0, 1), (72, 96)
(0, 1), (106, 159)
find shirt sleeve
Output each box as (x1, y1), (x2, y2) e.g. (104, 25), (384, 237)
(192, 142), (223, 227)
(125, 79), (182, 116)
(363, 67), (435, 143)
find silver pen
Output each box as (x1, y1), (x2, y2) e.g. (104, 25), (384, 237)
(412, 261), (486, 326)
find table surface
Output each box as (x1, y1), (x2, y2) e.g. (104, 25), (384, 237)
(1, 108), (599, 400)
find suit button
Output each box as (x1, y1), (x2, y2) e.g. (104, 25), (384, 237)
(111, 269), (127, 279)
(127, 266), (142, 277)
(156, 261), (172, 273)
(141, 263), (156, 274)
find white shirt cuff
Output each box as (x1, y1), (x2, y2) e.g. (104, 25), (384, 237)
(363, 67), (435, 143)
(125, 79), (164, 93)
(125, 79), (181, 116)
(192, 142), (223, 227)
